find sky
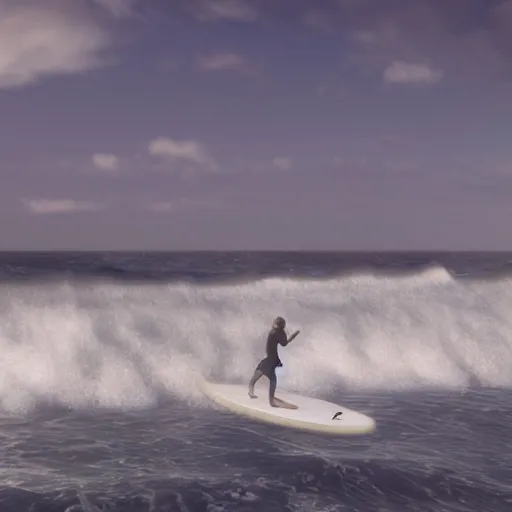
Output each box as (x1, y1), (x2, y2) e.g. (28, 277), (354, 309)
(1, 0), (512, 250)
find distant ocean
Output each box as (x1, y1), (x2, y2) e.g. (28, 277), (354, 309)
(0, 251), (511, 512)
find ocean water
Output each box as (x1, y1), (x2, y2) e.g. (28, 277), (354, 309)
(0, 251), (511, 512)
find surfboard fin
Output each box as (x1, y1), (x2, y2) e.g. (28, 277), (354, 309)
(332, 411), (343, 420)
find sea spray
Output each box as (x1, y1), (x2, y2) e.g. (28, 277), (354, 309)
(0, 266), (511, 414)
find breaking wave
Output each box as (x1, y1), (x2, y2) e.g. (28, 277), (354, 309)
(1, 265), (511, 414)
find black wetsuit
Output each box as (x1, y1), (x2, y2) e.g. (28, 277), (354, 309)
(249, 327), (288, 403)
(257, 327), (288, 376)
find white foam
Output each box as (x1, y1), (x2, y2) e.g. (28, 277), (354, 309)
(0, 267), (511, 414)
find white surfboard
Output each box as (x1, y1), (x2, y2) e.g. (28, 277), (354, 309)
(201, 381), (376, 435)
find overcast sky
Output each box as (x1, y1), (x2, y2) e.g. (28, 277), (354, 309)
(1, 0), (512, 250)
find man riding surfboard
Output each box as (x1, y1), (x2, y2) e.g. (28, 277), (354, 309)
(248, 316), (300, 407)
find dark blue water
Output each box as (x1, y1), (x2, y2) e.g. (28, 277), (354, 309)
(1, 251), (512, 282)
(0, 252), (511, 511)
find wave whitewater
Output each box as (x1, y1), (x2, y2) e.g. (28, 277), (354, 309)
(1, 265), (511, 414)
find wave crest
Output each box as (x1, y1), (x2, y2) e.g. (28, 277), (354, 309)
(0, 268), (510, 413)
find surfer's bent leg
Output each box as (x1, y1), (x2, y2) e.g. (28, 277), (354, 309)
(248, 369), (263, 398)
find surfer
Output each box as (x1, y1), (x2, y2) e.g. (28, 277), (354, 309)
(248, 316), (300, 407)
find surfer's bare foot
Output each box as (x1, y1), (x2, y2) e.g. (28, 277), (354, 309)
(248, 391), (257, 399)
(269, 400), (278, 407)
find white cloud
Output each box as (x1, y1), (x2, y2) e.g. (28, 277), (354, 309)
(0, 1), (130, 89)
(148, 137), (216, 170)
(197, 52), (245, 72)
(272, 157), (292, 170)
(92, 153), (119, 172)
(22, 198), (104, 214)
(383, 61), (443, 85)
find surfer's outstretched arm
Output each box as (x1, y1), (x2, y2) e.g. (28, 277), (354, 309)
(283, 330), (300, 345)
(277, 329), (300, 347)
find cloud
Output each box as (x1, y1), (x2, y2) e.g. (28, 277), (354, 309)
(92, 153), (120, 172)
(343, 1), (512, 82)
(146, 199), (221, 212)
(0, 0), (131, 89)
(148, 137), (217, 170)
(197, 52), (245, 72)
(272, 157), (292, 170)
(383, 61), (443, 85)
(179, 1), (512, 82)
(22, 198), (105, 214)
(186, 0), (258, 22)
(92, 0), (135, 17)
